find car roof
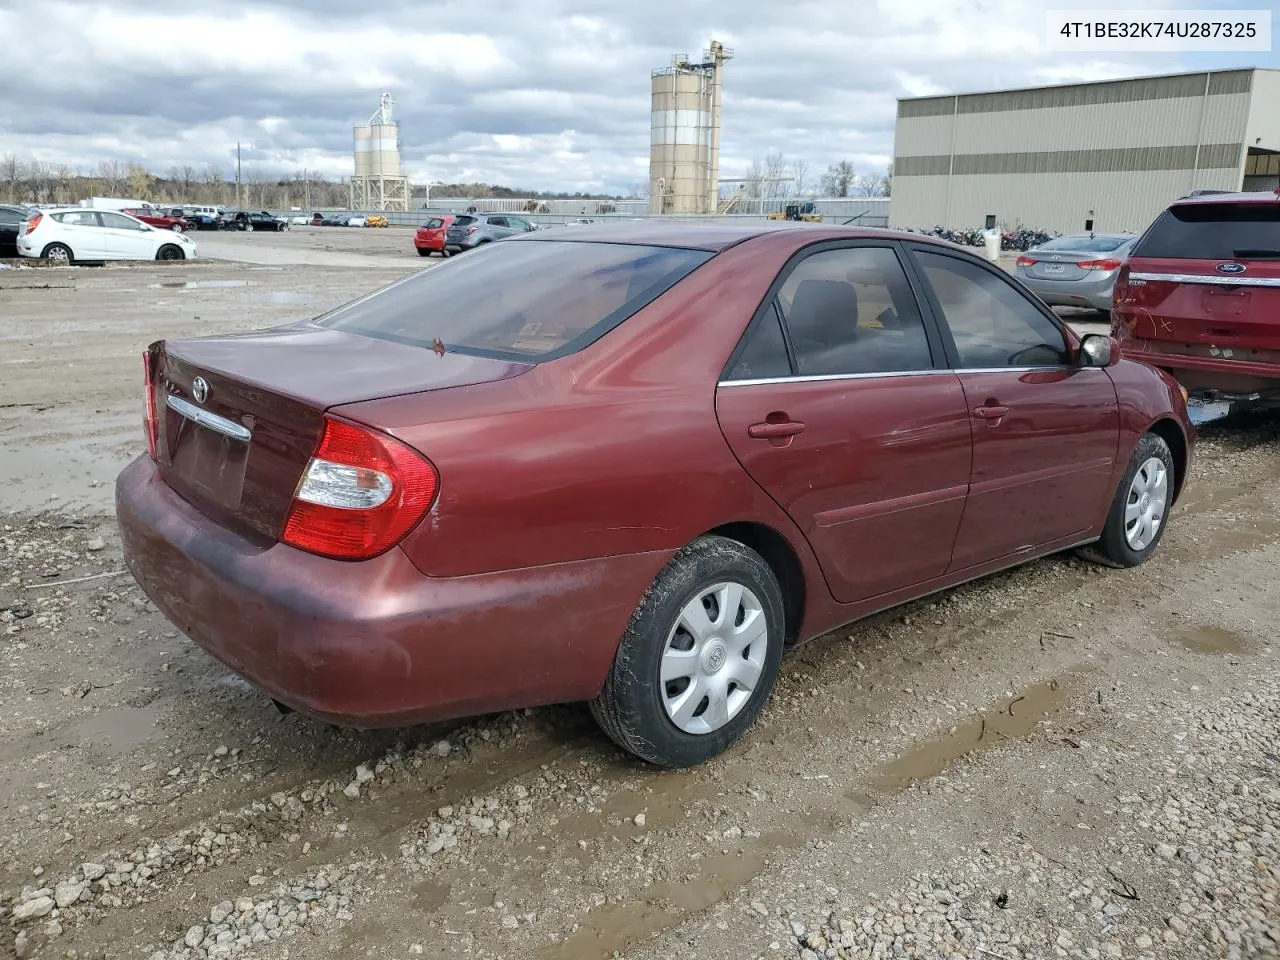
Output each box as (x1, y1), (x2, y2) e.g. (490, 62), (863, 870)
(507, 220), (939, 252)
(1171, 190), (1280, 207)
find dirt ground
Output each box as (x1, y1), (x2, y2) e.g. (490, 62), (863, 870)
(1, 231), (1277, 960)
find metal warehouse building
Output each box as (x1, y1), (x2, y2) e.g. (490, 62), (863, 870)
(891, 68), (1280, 234)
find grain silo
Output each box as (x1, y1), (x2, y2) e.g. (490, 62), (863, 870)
(649, 40), (733, 215)
(349, 93), (410, 211)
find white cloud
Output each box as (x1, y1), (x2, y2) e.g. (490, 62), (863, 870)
(0, 0), (1255, 195)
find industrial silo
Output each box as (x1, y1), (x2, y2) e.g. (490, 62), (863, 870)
(350, 93), (410, 211)
(649, 41), (732, 215)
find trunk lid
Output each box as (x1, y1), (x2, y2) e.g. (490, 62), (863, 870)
(151, 322), (531, 543)
(446, 215), (476, 242)
(1118, 200), (1280, 351)
(1022, 251), (1096, 282)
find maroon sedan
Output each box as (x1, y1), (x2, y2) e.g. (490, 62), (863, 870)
(116, 222), (1194, 768)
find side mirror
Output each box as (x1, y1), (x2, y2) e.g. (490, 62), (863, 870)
(1080, 333), (1115, 367)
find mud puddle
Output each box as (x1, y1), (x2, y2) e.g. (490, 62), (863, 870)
(148, 279), (250, 289)
(1172, 624), (1250, 655)
(72, 703), (162, 752)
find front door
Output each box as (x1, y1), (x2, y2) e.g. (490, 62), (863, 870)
(98, 211), (157, 259)
(715, 242), (972, 604)
(906, 246), (1120, 570)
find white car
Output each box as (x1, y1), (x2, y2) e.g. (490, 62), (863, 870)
(17, 208), (197, 264)
(346, 215), (366, 227)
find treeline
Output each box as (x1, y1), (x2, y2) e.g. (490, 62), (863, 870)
(0, 156), (630, 208)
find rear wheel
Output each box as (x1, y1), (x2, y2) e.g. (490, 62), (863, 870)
(156, 244), (185, 261)
(417, 248), (431, 257)
(590, 535), (785, 768)
(1079, 432), (1174, 568)
(41, 243), (73, 264)
(170, 223), (184, 232)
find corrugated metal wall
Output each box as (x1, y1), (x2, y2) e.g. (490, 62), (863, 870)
(892, 70), (1257, 233)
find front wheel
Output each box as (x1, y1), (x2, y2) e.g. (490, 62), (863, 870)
(156, 244), (185, 261)
(1079, 432), (1175, 568)
(590, 535), (785, 768)
(171, 223), (183, 232)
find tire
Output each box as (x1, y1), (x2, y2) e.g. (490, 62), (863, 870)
(590, 535), (786, 768)
(171, 223), (183, 232)
(156, 244), (185, 261)
(417, 248), (431, 257)
(1079, 432), (1175, 568)
(41, 243), (73, 264)
(245, 224), (254, 232)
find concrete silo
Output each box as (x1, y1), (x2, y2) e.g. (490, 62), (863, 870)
(349, 93), (410, 211)
(649, 40), (733, 215)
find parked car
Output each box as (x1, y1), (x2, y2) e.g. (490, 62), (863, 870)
(17, 208), (197, 263)
(365, 215), (389, 228)
(314, 212), (350, 227)
(0, 203), (29, 257)
(414, 214), (455, 256)
(124, 208), (192, 233)
(444, 213), (538, 252)
(228, 211), (289, 232)
(184, 211), (225, 231)
(347, 215), (367, 228)
(1112, 191), (1280, 403)
(1013, 233), (1138, 312)
(116, 222), (1192, 768)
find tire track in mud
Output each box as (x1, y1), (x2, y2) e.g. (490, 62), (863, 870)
(4, 417), (1278, 959)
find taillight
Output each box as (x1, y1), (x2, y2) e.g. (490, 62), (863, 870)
(25, 214), (42, 233)
(281, 416), (438, 561)
(1015, 255), (1035, 267)
(465, 226), (477, 236)
(1076, 258), (1123, 270)
(143, 351), (158, 461)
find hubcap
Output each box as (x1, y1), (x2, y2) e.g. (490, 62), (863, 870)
(660, 581), (767, 735)
(1124, 456), (1168, 551)
(48, 247), (68, 262)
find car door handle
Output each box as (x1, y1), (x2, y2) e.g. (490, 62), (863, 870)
(748, 420), (806, 439)
(973, 405), (1009, 420)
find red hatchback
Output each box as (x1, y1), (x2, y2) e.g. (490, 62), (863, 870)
(414, 214), (455, 257)
(116, 222), (1194, 768)
(1113, 191), (1280, 402)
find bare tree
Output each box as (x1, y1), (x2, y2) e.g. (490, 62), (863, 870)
(2, 154), (20, 202)
(56, 164), (73, 204)
(168, 164), (197, 203)
(820, 160), (857, 198)
(743, 158), (764, 199)
(95, 159), (125, 195)
(791, 158), (809, 198)
(243, 169), (270, 207)
(201, 166), (225, 205)
(760, 152), (789, 200)
(883, 161), (892, 198)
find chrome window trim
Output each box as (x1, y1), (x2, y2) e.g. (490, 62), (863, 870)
(165, 394), (252, 442)
(718, 365), (1095, 387)
(1128, 272), (1280, 288)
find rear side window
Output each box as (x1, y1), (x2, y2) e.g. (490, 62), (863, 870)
(53, 210), (101, 227)
(315, 240), (713, 360)
(0, 207), (23, 225)
(1135, 203), (1280, 259)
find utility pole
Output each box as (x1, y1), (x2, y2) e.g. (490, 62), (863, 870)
(235, 142), (241, 209)
(303, 168), (310, 209)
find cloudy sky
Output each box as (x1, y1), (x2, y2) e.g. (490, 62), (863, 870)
(0, 0), (1276, 194)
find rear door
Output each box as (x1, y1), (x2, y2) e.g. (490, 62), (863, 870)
(1119, 200), (1280, 352)
(0, 206), (22, 257)
(906, 246), (1119, 570)
(715, 241), (972, 604)
(52, 210), (110, 259)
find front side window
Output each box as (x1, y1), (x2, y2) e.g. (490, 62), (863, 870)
(315, 240), (713, 360)
(99, 211), (148, 231)
(774, 246), (934, 376)
(914, 251), (1069, 368)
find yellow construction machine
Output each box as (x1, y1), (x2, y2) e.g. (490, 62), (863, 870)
(767, 201), (823, 223)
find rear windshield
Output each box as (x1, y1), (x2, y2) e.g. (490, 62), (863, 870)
(452, 215), (476, 226)
(422, 218), (443, 229)
(1135, 203), (1280, 259)
(314, 240), (713, 360)
(1037, 235), (1131, 252)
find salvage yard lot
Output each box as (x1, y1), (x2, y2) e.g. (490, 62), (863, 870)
(1, 229), (1278, 960)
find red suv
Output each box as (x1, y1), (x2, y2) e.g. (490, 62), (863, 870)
(414, 214), (454, 257)
(1112, 191), (1280, 402)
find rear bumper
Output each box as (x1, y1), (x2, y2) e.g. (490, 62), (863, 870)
(414, 237), (444, 251)
(1019, 276), (1115, 311)
(1117, 345), (1280, 396)
(116, 456), (669, 727)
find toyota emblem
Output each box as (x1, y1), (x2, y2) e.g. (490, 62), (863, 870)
(192, 377), (209, 404)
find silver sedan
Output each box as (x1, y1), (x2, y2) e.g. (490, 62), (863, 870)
(1014, 233), (1138, 312)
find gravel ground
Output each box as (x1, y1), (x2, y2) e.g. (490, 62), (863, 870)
(1, 232), (1277, 960)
